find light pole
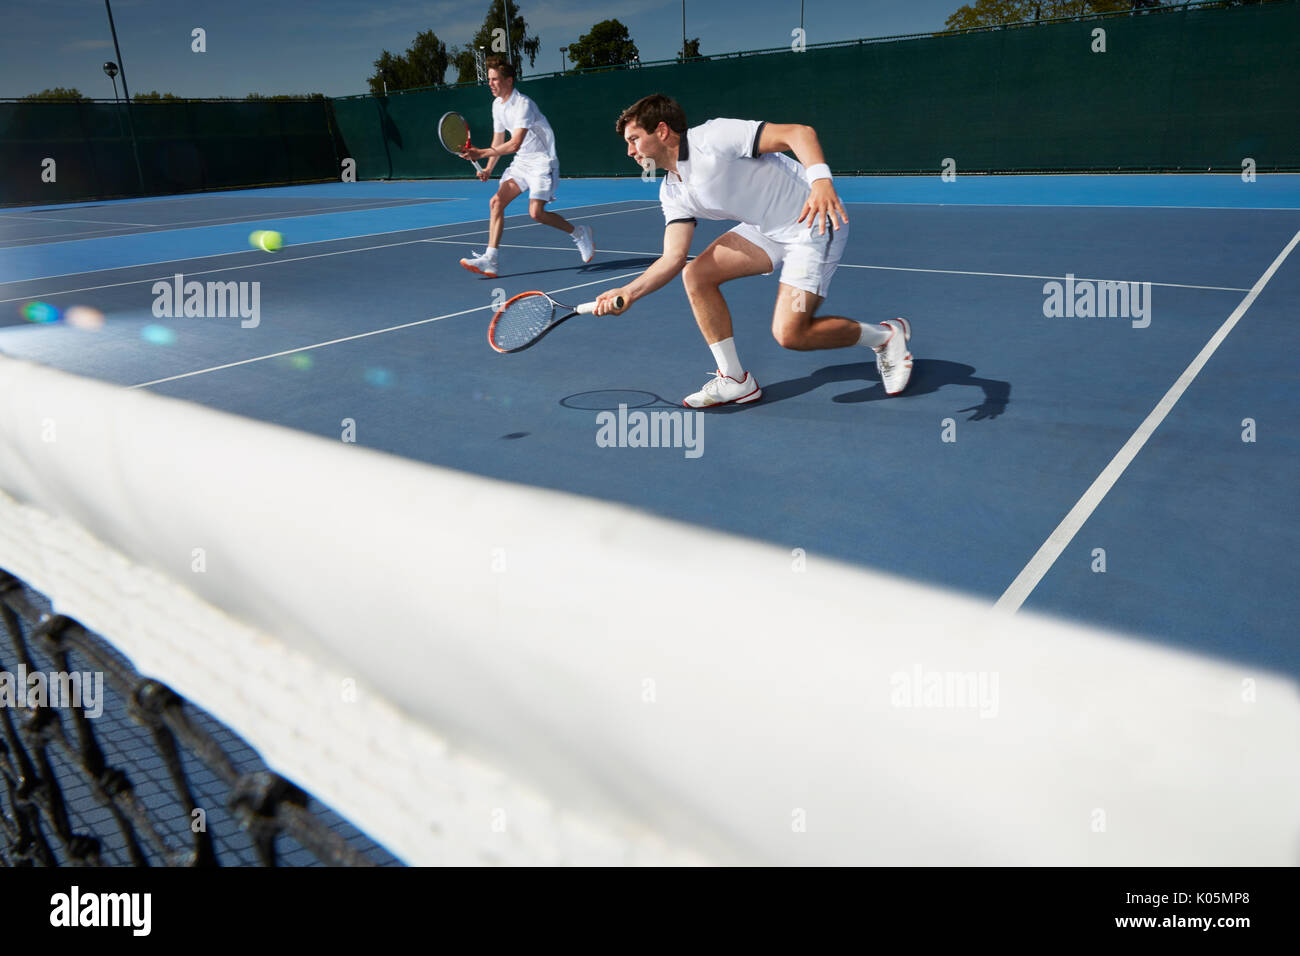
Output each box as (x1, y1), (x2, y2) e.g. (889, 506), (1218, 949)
(103, 0), (144, 192)
(559, 46), (568, 73)
(801, 0), (805, 34)
(682, 0), (686, 61)
(103, 61), (124, 137)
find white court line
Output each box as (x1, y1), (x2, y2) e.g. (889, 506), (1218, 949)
(128, 270), (645, 389)
(0, 200), (660, 288)
(0, 205), (659, 305)
(425, 239), (1248, 292)
(422, 238), (670, 258)
(0, 213), (152, 227)
(415, 204), (663, 245)
(838, 264), (1250, 293)
(0, 198), (463, 247)
(995, 227), (1300, 613)
(850, 201), (1300, 211)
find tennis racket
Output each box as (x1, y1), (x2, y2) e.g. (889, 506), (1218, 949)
(438, 111), (485, 174)
(488, 291), (626, 354)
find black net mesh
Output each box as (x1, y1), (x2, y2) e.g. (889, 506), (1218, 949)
(0, 571), (401, 867)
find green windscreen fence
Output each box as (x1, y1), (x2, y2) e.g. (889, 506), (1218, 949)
(0, 98), (342, 205)
(333, 1), (1299, 179)
(2, 1), (1294, 206)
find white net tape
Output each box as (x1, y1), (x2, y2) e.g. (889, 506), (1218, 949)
(1, 353), (1297, 865)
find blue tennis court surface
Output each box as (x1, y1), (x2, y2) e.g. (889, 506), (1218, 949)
(3, 175), (1298, 677)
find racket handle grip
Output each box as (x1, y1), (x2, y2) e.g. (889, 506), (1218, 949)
(577, 295), (625, 315)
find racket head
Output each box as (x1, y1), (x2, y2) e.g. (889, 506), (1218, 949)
(488, 292), (565, 353)
(438, 111), (472, 156)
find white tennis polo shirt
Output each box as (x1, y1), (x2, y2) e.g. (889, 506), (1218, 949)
(492, 89), (557, 165)
(659, 118), (812, 239)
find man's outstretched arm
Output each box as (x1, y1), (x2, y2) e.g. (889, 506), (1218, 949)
(595, 220), (695, 315)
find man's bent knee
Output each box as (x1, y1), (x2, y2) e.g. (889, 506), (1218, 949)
(682, 259), (716, 295)
(772, 323), (811, 350)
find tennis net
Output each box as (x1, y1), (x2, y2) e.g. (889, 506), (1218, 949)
(1, 351), (1297, 866)
(0, 572), (393, 865)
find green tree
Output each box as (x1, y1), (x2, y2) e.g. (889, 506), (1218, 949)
(451, 0), (541, 84)
(678, 37), (704, 62)
(244, 93), (326, 100)
(368, 29), (451, 94)
(133, 90), (183, 102)
(20, 87), (88, 100)
(566, 19), (639, 70)
(943, 0), (1136, 32)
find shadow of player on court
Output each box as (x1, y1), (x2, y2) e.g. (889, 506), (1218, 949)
(492, 256), (657, 281)
(761, 359), (1011, 420)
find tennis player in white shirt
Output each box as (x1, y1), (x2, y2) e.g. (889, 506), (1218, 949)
(594, 93), (912, 408)
(457, 58), (593, 278)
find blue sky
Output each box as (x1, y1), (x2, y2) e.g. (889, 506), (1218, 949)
(0, 0), (970, 99)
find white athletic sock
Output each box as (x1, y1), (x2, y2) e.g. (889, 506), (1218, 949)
(857, 321), (890, 348)
(484, 247), (499, 263)
(709, 338), (744, 379)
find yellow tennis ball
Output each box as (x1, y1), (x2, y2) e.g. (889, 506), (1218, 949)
(250, 230), (283, 252)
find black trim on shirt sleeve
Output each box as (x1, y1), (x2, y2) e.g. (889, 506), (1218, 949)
(750, 121), (768, 158)
(667, 217), (698, 225)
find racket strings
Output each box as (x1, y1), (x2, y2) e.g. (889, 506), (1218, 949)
(440, 116), (469, 152)
(492, 295), (557, 350)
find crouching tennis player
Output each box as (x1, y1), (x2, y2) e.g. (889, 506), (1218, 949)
(594, 94), (912, 408)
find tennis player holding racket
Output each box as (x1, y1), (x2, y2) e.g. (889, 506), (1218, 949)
(593, 94), (912, 408)
(457, 58), (594, 278)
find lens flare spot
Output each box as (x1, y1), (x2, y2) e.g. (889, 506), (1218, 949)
(141, 324), (177, 345)
(20, 301), (60, 324)
(363, 367), (394, 388)
(65, 306), (106, 330)
(287, 353), (313, 371)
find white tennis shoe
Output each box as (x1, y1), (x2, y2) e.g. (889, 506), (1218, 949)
(873, 318), (913, 395)
(459, 250), (498, 278)
(683, 370), (762, 408)
(571, 224), (594, 263)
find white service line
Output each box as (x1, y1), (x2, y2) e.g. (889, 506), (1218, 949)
(0, 198), (453, 246)
(0, 200), (660, 287)
(837, 263), (1250, 293)
(128, 269), (645, 389)
(426, 239), (1249, 292)
(417, 203), (663, 244)
(422, 238), (669, 258)
(0, 213), (152, 227)
(994, 227), (1300, 613)
(0, 236), (436, 305)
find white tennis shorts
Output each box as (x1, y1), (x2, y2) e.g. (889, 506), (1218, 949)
(501, 156), (559, 202)
(728, 219), (849, 298)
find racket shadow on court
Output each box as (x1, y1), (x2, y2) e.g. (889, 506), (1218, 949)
(560, 389), (683, 412)
(762, 359), (1011, 420)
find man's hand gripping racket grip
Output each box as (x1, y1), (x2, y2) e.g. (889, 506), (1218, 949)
(587, 295), (627, 317)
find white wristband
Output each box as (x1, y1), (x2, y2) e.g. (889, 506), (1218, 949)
(806, 163), (832, 183)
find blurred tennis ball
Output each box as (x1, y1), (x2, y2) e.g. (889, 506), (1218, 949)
(249, 229), (283, 252)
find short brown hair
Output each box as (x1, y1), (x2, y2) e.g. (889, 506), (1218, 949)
(485, 58), (516, 80)
(616, 94), (686, 137)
